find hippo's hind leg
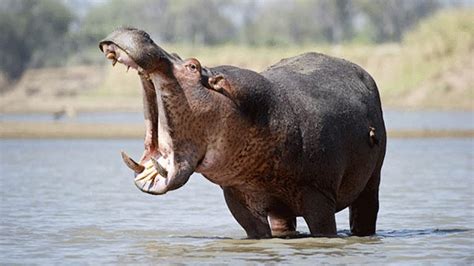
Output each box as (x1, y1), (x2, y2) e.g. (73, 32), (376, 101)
(223, 188), (271, 239)
(301, 188), (337, 237)
(349, 170), (381, 236)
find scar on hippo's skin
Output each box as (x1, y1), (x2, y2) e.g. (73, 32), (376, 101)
(369, 127), (379, 147)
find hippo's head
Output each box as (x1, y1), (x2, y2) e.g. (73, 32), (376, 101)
(99, 27), (249, 195)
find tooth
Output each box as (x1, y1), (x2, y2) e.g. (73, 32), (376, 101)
(126, 66), (130, 72)
(121, 151), (145, 173)
(106, 52), (115, 59)
(112, 59), (117, 66)
(151, 157), (168, 178)
(135, 170), (157, 182)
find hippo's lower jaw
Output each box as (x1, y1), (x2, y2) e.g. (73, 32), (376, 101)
(132, 157), (169, 195)
(121, 151), (195, 195)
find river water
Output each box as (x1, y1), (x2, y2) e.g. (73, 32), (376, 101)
(0, 137), (473, 264)
(1, 110), (473, 130)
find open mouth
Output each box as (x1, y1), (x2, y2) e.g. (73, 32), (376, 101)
(121, 151), (171, 195)
(100, 41), (173, 195)
(101, 43), (143, 74)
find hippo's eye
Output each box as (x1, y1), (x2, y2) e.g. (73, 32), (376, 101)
(187, 64), (197, 72)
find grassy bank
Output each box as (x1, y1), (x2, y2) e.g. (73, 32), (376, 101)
(0, 8), (472, 114)
(57, 8), (474, 111)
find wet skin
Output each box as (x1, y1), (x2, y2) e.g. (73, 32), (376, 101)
(100, 27), (386, 239)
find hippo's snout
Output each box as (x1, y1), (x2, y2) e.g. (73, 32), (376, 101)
(101, 42), (141, 72)
(99, 27), (174, 73)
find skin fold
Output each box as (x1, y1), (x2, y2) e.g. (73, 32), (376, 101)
(99, 27), (386, 239)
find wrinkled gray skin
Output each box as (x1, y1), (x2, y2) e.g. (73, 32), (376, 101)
(100, 27), (386, 239)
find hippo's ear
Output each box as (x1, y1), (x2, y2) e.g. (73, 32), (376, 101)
(208, 75), (231, 95)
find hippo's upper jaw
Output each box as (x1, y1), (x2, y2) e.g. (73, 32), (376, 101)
(100, 27), (175, 72)
(100, 42), (141, 73)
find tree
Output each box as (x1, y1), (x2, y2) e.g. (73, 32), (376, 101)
(78, 0), (235, 46)
(0, 0), (73, 80)
(356, 0), (439, 42)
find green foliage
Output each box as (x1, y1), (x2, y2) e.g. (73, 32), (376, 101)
(356, 0), (439, 43)
(0, 0), (465, 81)
(0, 0), (73, 79)
(403, 8), (474, 58)
(370, 8), (474, 98)
(78, 0), (236, 46)
(243, 0), (355, 45)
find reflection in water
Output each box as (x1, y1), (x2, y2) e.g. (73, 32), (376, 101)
(0, 138), (473, 264)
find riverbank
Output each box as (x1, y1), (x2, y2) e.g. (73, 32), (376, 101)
(1, 9), (472, 113)
(1, 121), (472, 139)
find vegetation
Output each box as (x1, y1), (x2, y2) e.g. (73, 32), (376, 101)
(0, 0), (448, 81)
(0, 1), (471, 110)
(0, 0), (73, 79)
(95, 8), (474, 100)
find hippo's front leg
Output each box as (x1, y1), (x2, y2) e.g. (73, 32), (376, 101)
(222, 188), (271, 239)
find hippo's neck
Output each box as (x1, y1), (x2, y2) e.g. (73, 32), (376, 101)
(151, 73), (207, 173)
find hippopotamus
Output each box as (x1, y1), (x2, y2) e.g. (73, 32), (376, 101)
(99, 27), (386, 239)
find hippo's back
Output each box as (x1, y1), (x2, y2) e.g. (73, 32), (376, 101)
(261, 52), (381, 107)
(261, 53), (386, 203)
(261, 52), (384, 133)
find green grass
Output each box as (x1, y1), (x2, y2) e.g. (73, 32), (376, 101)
(392, 8), (474, 94)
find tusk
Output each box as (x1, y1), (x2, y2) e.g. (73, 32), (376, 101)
(151, 157), (168, 178)
(126, 66), (130, 72)
(112, 59), (117, 66)
(121, 151), (145, 173)
(106, 52), (115, 59)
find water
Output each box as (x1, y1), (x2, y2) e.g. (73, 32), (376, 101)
(1, 110), (473, 130)
(0, 138), (473, 264)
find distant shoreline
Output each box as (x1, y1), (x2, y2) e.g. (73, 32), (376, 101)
(0, 121), (472, 139)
